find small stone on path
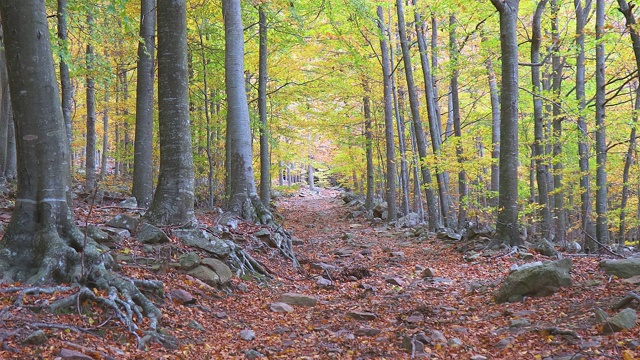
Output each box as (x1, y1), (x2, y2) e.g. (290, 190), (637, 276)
(278, 293), (317, 307)
(240, 329), (255, 341)
(270, 302), (294, 313)
(346, 311), (377, 320)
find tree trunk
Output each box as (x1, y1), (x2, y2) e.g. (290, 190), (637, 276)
(145, 0), (195, 226)
(0, 27), (10, 182)
(132, 0), (156, 208)
(58, 0), (73, 149)
(363, 78), (375, 211)
(594, 0), (609, 246)
(491, 0), (522, 247)
(449, 14), (467, 230)
(575, 0), (597, 250)
(101, 91), (108, 180)
(486, 57), (500, 207)
(224, 0), (271, 224)
(258, 6), (271, 206)
(85, 13), (97, 191)
(531, 0), (551, 240)
(377, 6), (397, 223)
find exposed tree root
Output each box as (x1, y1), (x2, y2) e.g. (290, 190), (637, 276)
(612, 291), (640, 310)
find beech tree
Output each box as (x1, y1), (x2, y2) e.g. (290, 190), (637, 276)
(144, 0), (195, 226)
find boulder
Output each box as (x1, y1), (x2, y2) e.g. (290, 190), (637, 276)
(533, 238), (558, 257)
(178, 252), (200, 270)
(106, 214), (140, 233)
(86, 225), (110, 244)
(173, 229), (232, 258)
(167, 289), (195, 305)
(341, 191), (360, 204)
(118, 197), (138, 209)
(495, 258), (572, 303)
(201, 258), (232, 284)
(136, 223), (169, 244)
(599, 258), (640, 279)
(278, 293), (317, 307)
(397, 212), (422, 228)
(603, 308), (637, 334)
(187, 265), (220, 286)
(59, 349), (92, 360)
(23, 330), (47, 345)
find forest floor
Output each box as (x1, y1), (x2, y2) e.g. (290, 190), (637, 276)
(1, 187), (639, 359)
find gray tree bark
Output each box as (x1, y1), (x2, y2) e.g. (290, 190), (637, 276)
(85, 13), (97, 191)
(258, 6), (271, 207)
(132, 0), (156, 208)
(362, 78), (375, 211)
(145, 0), (195, 226)
(0, 26), (12, 182)
(486, 57), (500, 207)
(101, 91), (108, 180)
(594, 0), (609, 246)
(58, 0), (73, 149)
(531, 0), (551, 240)
(491, 0), (522, 246)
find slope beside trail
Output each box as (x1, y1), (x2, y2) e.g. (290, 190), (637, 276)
(0, 187), (638, 359)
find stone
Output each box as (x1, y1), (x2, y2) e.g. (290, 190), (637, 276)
(519, 252), (535, 260)
(470, 356), (488, 360)
(136, 223), (169, 244)
(311, 262), (338, 272)
(278, 293), (317, 307)
(216, 311), (227, 318)
(23, 330), (47, 345)
(254, 229), (270, 238)
(495, 337), (513, 349)
(317, 277), (333, 288)
(396, 212), (422, 228)
(237, 283), (249, 292)
(168, 289), (195, 305)
(173, 229), (232, 258)
(87, 225), (110, 244)
(533, 238), (558, 257)
(346, 311), (377, 320)
(385, 277), (405, 286)
(244, 349), (265, 359)
(106, 214), (140, 233)
(495, 258), (572, 303)
(201, 258), (232, 284)
(354, 328), (381, 336)
(240, 329), (255, 341)
(178, 252), (200, 270)
(603, 308), (637, 334)
(421, 267), (436, 278)
(270, 302), (294, 313)
(509, 318), (530, 328)
(118, 197), (138, 209)
(59, 349), (92, 360)
(448, 338), (463, 347)
(187, 265), (220, 286)
(99, 226), (131, 242)
(406, 313), (424, 323)
(430, 329), (447, 344)
(187, 320), (205, 331)
(595, 307), (608, 324)
(600, 258), (640, 279)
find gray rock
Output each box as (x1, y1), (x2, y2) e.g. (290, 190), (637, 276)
(397, 212), (422, 228)
(520, 252), (535, 260)
(317, 277), (333, 288)
(495, 258), (572, 303)
(510, 261), (544, 273)
(406, 313), (424, 323)
(24, 330), (47, 345)
(346, 311), (377, 320)
(495, 337), (513, 349)
(595, 307), (608, 324)
(244, 349), (265, 359)
(354, 328), (381, 336)
(278, 293), (317, 307)
(421, 267), (436, 278)
(167, 289), (195, 305)
(448, 338), (463, 347)
(603, 308), (637, 334)
(240, 329), (255, 341)
(173, 229), (232, 258)
(254, 229), (270, 238)
(99, 226), (131, 242)
(509, 318), (531, 328)
(311, 262), (338, 272)
(430, 329), (447, 344)
(118, 197), (138, 209)
(470, 356), (488, 360)
(270, 302), (294, 313)
(178, 252), (201, 270)
(87, 225), (110, 243)
(600, 258), (640, 279)
(201, 258), (232, 284)
(187, 265), (220, 286)
(136, 223), (169, 244)
(106, 214), (140, 233)
(533, 238), (558, 257)
(187, 320), (205, 331)
(385, 277), (405, 286)
(59, 349), (92, 360)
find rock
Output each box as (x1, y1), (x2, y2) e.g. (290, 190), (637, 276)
(216, 311), (227, 318)
(470, 356), (488, 360)
(354, 328), (381, 336)
(87, 225), (110, 244)
(341, 191), (360, 204)
(167, 289), (195, 305)
(430, 329), (447, 344)
(421, 267), (436, 278)
(240, 329), (255, 341)
(178, 252), (201, 270)
(519, 252), (535, 260)
(201, 258), (232, 284)
(372, 201), (387, 219)
(595, 307), (608, 324)
(106, 214), (140, 233)
(187, 265), (220, 286)
(244, 349), (265, 359)
(385, 277), (405, 286)
(311, 262), (338, 272)
(254, 229), (270, 238)
(495, 337), (513, 349)
(495, 258), (572, 303)
(99, 226), (130, 242)
(346, 311), (377, 320)
(59, 349), (92, 360)
(401, 334), (425, 354)
(270, 302), (294, 313)
(600, 258), (640, 279)
(278, 293), (317, 307)
(174, 229), (232, 258)
(406, 313), (424, 323)
(187, 320), (205, 331)
(136, 223), (169, 244)
(23, 330), (47, 345)
(397, 213), (422, 228)
(510, 261), (544, 273)
(603, 308), (637, 334)
(622, 275), (640, 284)
(509, 318), (530, 328)
(448, 338), (463, 347)
(533, 238), (558, 257)
(317, 277), (333, 288)
(333, 248), (353, 257)
(237, 283), (249, 292)
(118, 197), (138, 209)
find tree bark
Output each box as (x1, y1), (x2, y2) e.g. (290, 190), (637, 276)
(595, 0), (609, 246)
(531, 0), (551, 240)
(145, 0), (195, 226)
(258, 6), (271, 206)
(491, 0), (522, 246)
(132, 0), (156, 208)
(377, 6), (397, 222)
(101, 90), (108, 180)
(363, 78), (375, 211)
(57, 0), (73, 149)
(486, 57), (500, 207)
(85, 13), (97, 191)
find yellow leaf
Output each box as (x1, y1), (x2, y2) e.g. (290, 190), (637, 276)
(622, 350), (634, 360)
